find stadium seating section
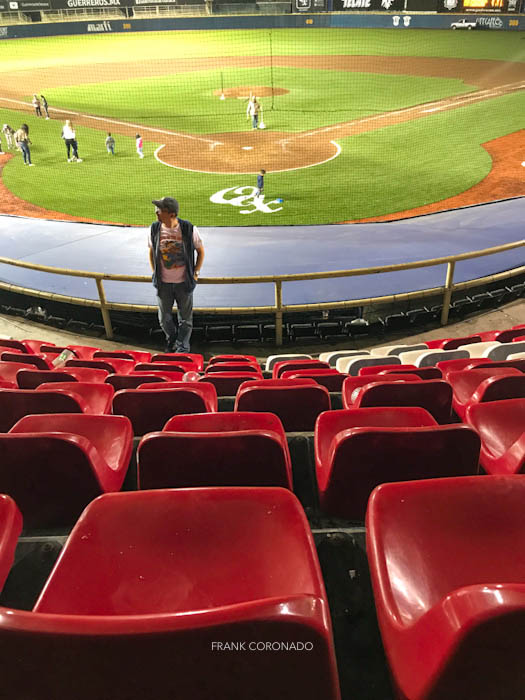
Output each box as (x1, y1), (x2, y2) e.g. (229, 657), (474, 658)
(0, 326), (524, 699)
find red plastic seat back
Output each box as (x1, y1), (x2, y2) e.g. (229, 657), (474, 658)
(319, 425), (480, 520)
(197, 372), (261, 396)
(475, 374), (525, 404)
(342, 374), (421, 408)
(152, 353), (204, 370)
(0, 389), (84, 432)
(0, 352), (51, 369)
(205, 363), (262, 375)
(381, 367), (442, 380)
(66, 359), (134, 374)
(37, 382), (114, 415)
(441, 335), (481, 350)
(0, 434), (104, 529)
(0, 494), (22, 591)
(0, 339), (32, 354)
(359, 364), (416, 376)
(17, 370), (78, 390)
(105, 374), (173, 391)
(135, 362), (196, 374)
(235, 383), (330, 431)
(352, 379), (453, 424)
(208, 354), (258, 365)
(112, 387), (217, 435)
(282, 371), (346, 392)
(94, 350), (151, 363)
(273, 359), (329, 379)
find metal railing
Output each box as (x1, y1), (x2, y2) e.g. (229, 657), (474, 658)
(0, 239), (523, 344)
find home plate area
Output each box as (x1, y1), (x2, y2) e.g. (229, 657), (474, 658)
(158, 130), (339, 174)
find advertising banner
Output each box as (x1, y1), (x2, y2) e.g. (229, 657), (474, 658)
(332, 0), (404, 10)
(438, 0), (516, 11)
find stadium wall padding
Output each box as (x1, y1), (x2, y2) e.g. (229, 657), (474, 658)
(0, 11), (523, 38)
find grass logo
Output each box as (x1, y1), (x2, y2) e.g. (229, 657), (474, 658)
(210, 187), (283, 214)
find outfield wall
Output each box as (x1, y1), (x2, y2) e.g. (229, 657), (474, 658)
(0, 11), (523, 37)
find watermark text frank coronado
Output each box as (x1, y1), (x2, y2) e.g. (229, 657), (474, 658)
(211, 641), (313, 651)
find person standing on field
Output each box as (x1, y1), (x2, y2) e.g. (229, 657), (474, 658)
(32, 94), (42, 118)
(149, 196), (205, 353)
(2, 125), (15, 149)
(256, 168), (265, 198)
(106, 132), (115, 155)
(136, 134), (144, 158)
(246, 95), (261, 130)
(14, 126), (33, 166)
(62, 120), (82, 163)
(40, 95), (50, 119)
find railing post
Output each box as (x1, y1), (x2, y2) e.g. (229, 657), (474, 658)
(275, 280), (283, 346)
(440, 261), (456, 326)
(95, 278), (114, 339)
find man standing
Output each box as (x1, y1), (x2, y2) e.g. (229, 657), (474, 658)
(149, 197), (205, 353)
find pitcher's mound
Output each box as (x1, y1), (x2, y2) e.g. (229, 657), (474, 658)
(214, 86), (289, 98)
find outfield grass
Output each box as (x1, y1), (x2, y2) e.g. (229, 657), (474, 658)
(1, 28), (523, 226)
(1, 29), (524, 72)
(41, 68), (476, 133)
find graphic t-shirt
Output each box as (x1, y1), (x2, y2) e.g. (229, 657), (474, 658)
(150, 221), (202, 283)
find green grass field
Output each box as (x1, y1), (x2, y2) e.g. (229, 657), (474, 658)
(1, 28), (524, 226)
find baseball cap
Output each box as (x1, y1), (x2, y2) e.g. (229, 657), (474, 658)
(152, 197), (179, 215)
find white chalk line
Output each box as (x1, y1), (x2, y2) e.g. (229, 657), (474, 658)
(0, 96), (220, 146)
(154, 141), (341, 174)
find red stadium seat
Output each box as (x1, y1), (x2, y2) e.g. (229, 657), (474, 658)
(350, 379), (453, 423)
(138, 412), (292, 490)
(17, 366), (109, 389)
(205, 363), (262, 375)
(207, 354), (258, 365)
(0, 494), (22, 592)
(2, 488), (342, 700)
(2, 413), (132, 529)
(36, 382), (114, 415)
(272, 359), (330, 379)
(436, 357), (490, 379)
(94, 350), (152, 363)
(135, 362), (197, 374)
(448, 368), (523, 420)
(482, 329), (525, 344)
(66, 358), (135, 374)
(0, 361), (49, 385)
(466, 398), (525, 475)
(65, 345), (101, 359)
(106, 373), (178, 391)
(316, 419), (479, 520)
(380, 366), (442, 380)
(0, 352), (53, 370)
(359, 364), (417, 375)
(235, 380), (330, 431)
(342, 374), (421, 408)
(466, 359), (525, 373)
(0, 339), (34, 354)
(281, 370), (347, 392)
(152, 353), (204, 370)
(426, 335), (481, 350)
(367, 476), (525, 700)
(0, 388), (85, 432)
(112, 385), (217, 435)
(196, 372), (258, 396)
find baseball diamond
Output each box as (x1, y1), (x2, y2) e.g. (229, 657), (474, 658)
(0, 28), (524, 225)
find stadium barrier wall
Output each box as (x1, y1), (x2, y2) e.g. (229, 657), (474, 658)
(0, 11), (523, 37)
(0, 240), (523, 343)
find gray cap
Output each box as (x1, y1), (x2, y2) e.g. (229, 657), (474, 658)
(152, 197), (179, 215)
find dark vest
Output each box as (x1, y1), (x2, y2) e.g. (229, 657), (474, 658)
(150, 218), (196, 293)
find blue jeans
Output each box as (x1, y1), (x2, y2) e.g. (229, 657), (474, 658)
(107, 145), (115, 155)
(156, 282), (194, 352)
(252, 114), (259, 129)
(19, 141), (31, 164)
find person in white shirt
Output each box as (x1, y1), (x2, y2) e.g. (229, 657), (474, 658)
(61, 120), (82, 163)
(246, 95), (262, 130)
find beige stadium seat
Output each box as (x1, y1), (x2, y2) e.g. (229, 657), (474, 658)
(370, 344), (428, 357)
(457, 342), (499, 358)
(320, 350), (369, 368)
(486, 342), (525, 362)
(265, 354), (312, 372)
(336, 355), (401, 376)
(399, 349), (469, 367)
(506, 353), (525, 361)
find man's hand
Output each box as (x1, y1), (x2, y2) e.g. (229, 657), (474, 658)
(194, 271), (200, 281)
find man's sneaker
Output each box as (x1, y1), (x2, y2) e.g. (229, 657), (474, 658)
(67, 159), (72, 162)
(76, 159), (83, 163)
(28, 163), (35, 167)
(164, 340), (175, 353)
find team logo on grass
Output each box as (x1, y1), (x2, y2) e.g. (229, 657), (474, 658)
(210, 187), (283, 214)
